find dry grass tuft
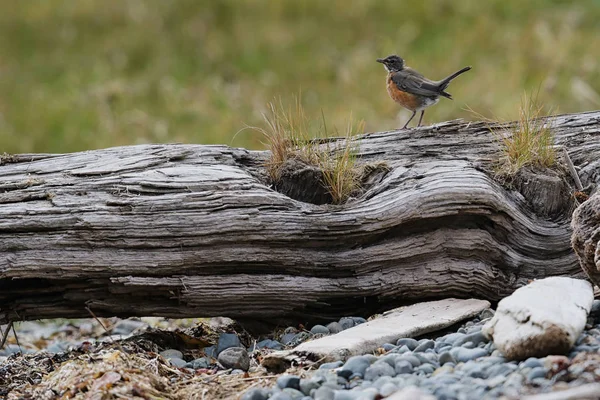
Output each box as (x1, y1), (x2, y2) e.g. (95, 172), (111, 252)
(247, 97), (363, 204)
(469, 92), (556, 176)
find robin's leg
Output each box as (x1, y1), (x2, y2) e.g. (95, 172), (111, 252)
(417, 111), (425, 127)
(402, 110), (416, 129)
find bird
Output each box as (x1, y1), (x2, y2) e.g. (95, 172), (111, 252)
(377, 55), (471, 129)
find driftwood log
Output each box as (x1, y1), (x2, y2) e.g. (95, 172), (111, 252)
(572, 192), (600, 287)
(1, 111), (599, 330)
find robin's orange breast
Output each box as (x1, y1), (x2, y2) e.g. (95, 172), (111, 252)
(386, 75), (421, 111)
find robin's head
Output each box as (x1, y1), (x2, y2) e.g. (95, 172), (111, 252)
(376, 55), (404, 72)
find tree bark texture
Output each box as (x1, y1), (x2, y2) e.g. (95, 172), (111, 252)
(1, 111), (599, 328)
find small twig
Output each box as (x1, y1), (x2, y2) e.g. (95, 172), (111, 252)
(11, 322), (22, 352)
(561, 146), (583, 191)
(0, 321), (13, 349)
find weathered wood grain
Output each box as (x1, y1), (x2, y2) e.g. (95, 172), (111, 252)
(1, 111), (599, 328)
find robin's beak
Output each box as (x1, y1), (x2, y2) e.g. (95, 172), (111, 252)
(376, 58), (385, 63)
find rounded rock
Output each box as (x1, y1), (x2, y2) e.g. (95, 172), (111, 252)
(339, 355), (375, 378)
(439, 351), (456, 365)
(218, 347), (250, 371)
(394, 360), (414, 374)
(339, 317), (355, 330)
(326, 322), (343, 334)
(311, 325), (330, 335)
(216, 333), (242, 355)
(277, 374), (301, 390)
(313, 386), (335, 400)
(449, 347), (488, 363)
(185, 357), (209, 369)
(241, 388), (269, 400)
(396, 338), (419, 350)
(282, 388), (305, 399)
(364, 361), (396, 380)
(269, 393), (293, 400)
(160, 349), (183, 360)
(320, 361), (344, 370)
(527, 366), (547, 381)
(414, 339), (435, 353)
(168, 357), (187, 368)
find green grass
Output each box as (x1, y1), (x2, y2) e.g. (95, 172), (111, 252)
(0, 1), (599, 154)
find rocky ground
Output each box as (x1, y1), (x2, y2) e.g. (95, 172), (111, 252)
(2, 302), (600, 399)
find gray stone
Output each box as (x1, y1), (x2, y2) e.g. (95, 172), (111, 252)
(185, 357), (209, 369)
(339, 317), (355, 330)
(319, 361), (343, 370)
(254, 339), (284, 351)
(352, 317), (367, 325)
(282, 388), (305, 399)
(281, 333), (297, 345)
(380, 382), (399, 397)
(394, 360), (414, 375)
(439, 351), (456, 365)
(269, 393), (293, 400)
(299, 377), (322, 395)
(364, 361), (396, 380)
(331, 390), (362, 400)
(216, 333), (242, 355)
(313, 386), (335, 400)
(442, 332), (466, 345)
(382, 343), (396, 352)
(168, 357), (187, 368)
(339, 355), (374, 378)
(377, 353), (401, 368)
(217, 347), (250, 371)
(327, 322), (344, 334)
(415, 364), (435, 375)
(111, 318), (147, 336)
(203, 345), (217, 358)
(396, 338), (419, 350)
(527, 366), (547, 381)
(277, 374), (301, 390)
(414, 339), (435, 352)
(449, 347), (488, 362)
(520, 357), (543, 369)
(241, 388), (269, 400)
(392, 345), (410, 354)
(486, 363), (517, 377)
(160, 349), (183, 360)
(454, 331), (488, 347)
(311, 325), (330, 335)
(399, 354), (421, 367)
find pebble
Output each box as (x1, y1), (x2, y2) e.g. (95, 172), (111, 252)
(364, 361), (395, 380)
(241, 388), (270, 400)
(277, 375), (301, 390)
(311, 325), (330, 335)
(217, 347), (250, 371)
(326, 322), (343, 334)
(338, 355), (376, 378)
(319, 361), (343, 370)
(159, 349), (183, 360)
(185, 357), (209, 369)
(216, 332), (242, 355)
(338, 318), (355, 330)
(396, 338), (419, 350)
(413, 339), (435, 352)
(395, 360), (414, 374)
(449, 347), (488, 363)
(281, 333), (297, 345)
(203, 345), (217, 358)
(253, 339), (284, 351)
(168, 357), (187, 368)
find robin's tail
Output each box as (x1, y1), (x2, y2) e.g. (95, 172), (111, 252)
(438, 66), (471, 98)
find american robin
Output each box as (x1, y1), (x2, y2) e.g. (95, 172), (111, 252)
(377, 55), (471, 129)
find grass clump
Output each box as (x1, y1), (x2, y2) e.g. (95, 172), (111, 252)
(496, 93), (556, 175)
(469, 92), (556, 177)
(249, 97), (363, 204)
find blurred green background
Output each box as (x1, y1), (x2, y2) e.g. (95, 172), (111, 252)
(0, 0), (599, 154)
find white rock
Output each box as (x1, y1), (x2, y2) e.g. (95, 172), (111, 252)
(482, 277), (593, 360)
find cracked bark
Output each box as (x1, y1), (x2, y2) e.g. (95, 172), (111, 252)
(1, 111), (599, 330)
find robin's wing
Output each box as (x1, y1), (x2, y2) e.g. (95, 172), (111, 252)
(391, 69), (442, 97)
